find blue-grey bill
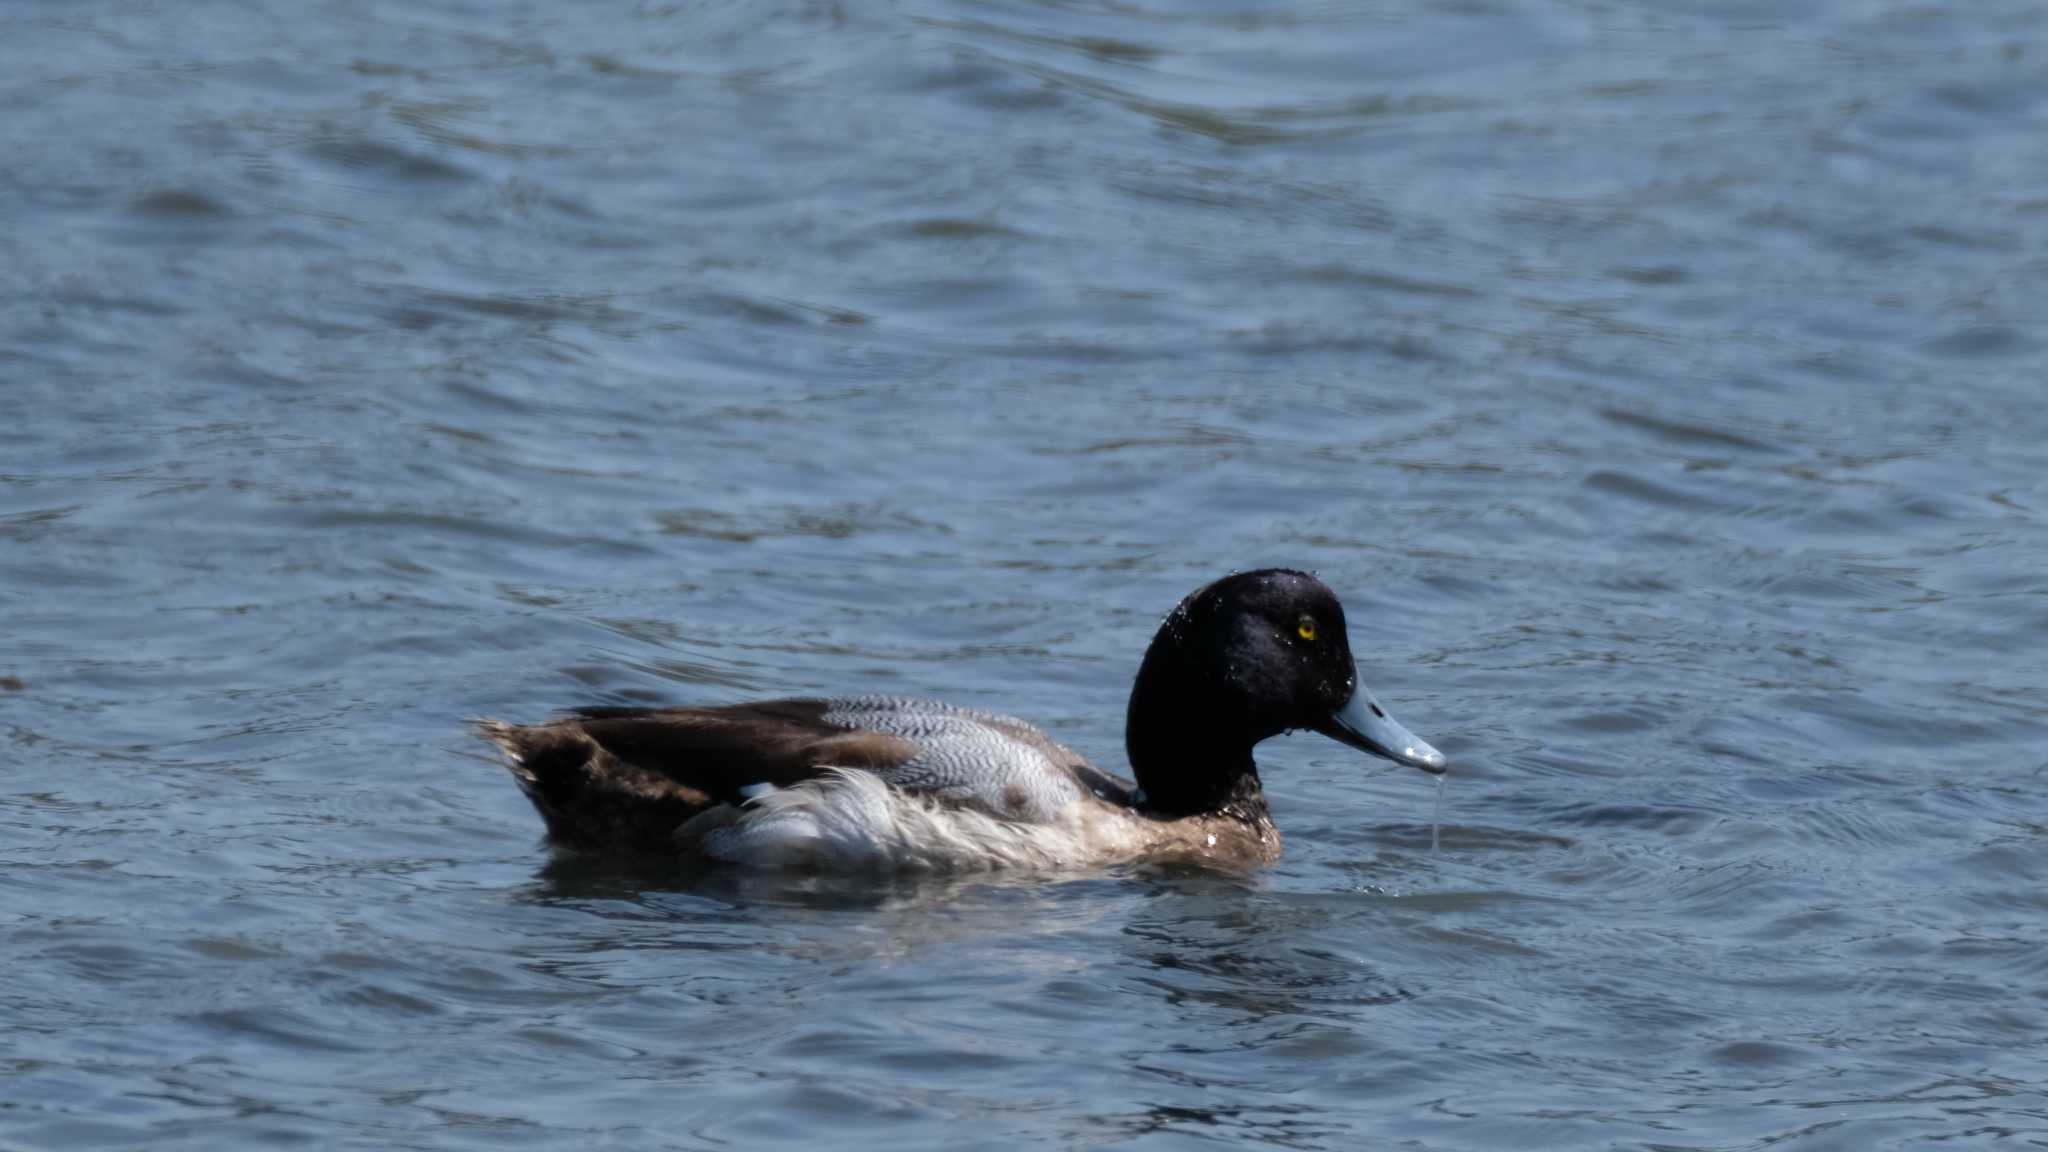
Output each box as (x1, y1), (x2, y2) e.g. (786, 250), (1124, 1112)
(1316, 685), (1447, 774)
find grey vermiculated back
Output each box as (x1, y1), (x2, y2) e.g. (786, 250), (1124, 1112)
(818, 696), (1087, 822)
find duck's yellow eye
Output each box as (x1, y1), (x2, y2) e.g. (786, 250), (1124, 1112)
(1296, 616), (1317, 642)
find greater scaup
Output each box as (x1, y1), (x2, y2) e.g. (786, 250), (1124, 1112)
(475, 569), (1445, 870)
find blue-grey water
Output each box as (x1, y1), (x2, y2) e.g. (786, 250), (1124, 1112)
(4, 2), (2046, 1148)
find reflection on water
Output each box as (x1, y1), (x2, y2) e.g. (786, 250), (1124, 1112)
(5, 0), (2048, 1147)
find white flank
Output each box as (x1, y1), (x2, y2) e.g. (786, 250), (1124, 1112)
(693, 768), (1143, 872)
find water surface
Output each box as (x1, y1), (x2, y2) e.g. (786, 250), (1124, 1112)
(4, 1), (2046, 1148)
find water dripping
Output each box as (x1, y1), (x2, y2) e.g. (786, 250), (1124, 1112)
(1432, 774), (1445, 855)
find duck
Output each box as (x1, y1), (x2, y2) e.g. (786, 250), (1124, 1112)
(474, 569), (1445, 870)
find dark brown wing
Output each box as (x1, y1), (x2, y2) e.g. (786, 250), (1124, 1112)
(568, 700), (922, 796)
(474, 699), (918, 853)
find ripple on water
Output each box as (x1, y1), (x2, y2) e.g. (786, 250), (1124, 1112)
(304, 132), (475, 185)
(1581, 467), (1732, 513)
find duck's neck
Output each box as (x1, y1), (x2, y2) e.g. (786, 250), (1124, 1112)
(1125, 671), (1269, 821)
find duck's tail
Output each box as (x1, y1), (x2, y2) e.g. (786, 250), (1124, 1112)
(471, 717), (711, 854)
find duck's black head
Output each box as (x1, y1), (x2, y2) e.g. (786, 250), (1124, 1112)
(1124, 569), (1444, 817)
